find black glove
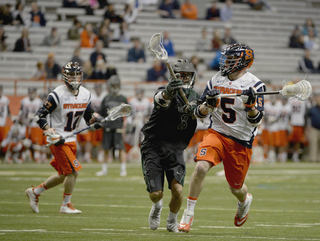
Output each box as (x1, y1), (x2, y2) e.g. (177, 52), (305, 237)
(89, 115), (104, 130)
(184, 101), (197, 116)
(241, 87), (257, 108)
(164, 77), (184, 99)
(205, 89), (220, 108)
(54, 135), (65, 146)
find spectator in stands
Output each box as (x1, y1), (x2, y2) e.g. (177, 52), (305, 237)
(82, 60), (94, 79)
(221, 26), (237, 45)
(45, 52), (61, 79)
(127, 38), (146, 63)
(103, 3), (123, 23)
(90, 40), (107, 67)
(157, 0), (180, 19)
(298, 49), (318, 74)
(41, 27), (61, 47)
(180, 0), (198, 20)
(77, 0), (100, 15)
(80, 22), (99, 47)
(0, 24), (7, 51)
(68, 18), (82, 40)
(209, 44), (227, 70)
(190, 55), (204, 78)
(63, 0), (78, 8)
(243, 0), (274, 11)
(112, 21), (131, 43)
(220, 0), (233, 22)
(146, 60), (167, 82)
(12, 1), (31, 27)
(303, 29), (319, 51)
(0, 4), (18, 25)
(211, 29), (223, 51)
(30, 1), (46, 27)
(98, 25), (111, 48)
(205, 0), (220, 21)
(302, 18), (318, 37)
(163, 31), (175, 56)
(195, 27), (211, 52)
(122, 3), (139, 24)
(32, 61), (47, 80)
(70, 46), (83, 66)
(289, 25), (304, 49)
(91, 59), (117, 81)
(13, 28), (31, 52)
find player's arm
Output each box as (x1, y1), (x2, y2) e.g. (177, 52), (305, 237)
(83, 102), (104, 130)
(194, 86), (221, 118)
(241, 86), (265, 127)
(33, 95), (57, 130)
(154, 77), (184, 108)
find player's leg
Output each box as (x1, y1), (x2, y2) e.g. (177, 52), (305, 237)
(141, 140), (164, 231)
(96, 131), (112, 176)
(167, 179), (183, 233)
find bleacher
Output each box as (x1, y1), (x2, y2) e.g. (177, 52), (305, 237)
(0, 0), (320, 98)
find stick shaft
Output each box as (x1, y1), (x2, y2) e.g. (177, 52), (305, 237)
(218, 90), (281, 98)
(165, 62), (189, 105)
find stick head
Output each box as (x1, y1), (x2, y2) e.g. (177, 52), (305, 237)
(148, 33), (169, 63)
(281, 79), (312, 101)
(107, 103), (132, 121)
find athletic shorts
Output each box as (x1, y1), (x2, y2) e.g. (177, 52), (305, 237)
(102, 130), (124, 151)
(90, 129), (103, 146)
(49, 141), (82, 175)
(27, 127), (45, 145)
(194, 129), (252, 189)
(141, 140), (186, 193)
(77, 130), (91, 144)
(0, 126), (10, 143)
(288, 126), (305, 143)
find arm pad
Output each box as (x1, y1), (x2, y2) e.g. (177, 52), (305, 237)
(247, 110), (264, 127)
(154, 91), (171, 108)
(34, 107), (50, 129)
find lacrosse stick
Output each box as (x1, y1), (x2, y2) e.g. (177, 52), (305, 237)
(148, 32), (189, 105)
(217, 79), (312, 101)
(46, 103), (132, 147)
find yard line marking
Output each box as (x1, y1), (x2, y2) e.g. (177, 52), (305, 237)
(82, 229), (136, 232)
(199, 226), (254, 229)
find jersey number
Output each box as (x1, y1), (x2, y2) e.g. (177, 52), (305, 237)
(221, 98), (236, 124)
(64, 111), (83, 132)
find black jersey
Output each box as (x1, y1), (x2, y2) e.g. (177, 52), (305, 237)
(142, 87), (199, 150)
(99, 94), (128, 130)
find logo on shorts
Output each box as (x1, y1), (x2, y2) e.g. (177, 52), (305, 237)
(150, 179), (155, 188)
(199, 148), (207, 156)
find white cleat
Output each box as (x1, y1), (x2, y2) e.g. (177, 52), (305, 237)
(148, 200), (163, 230)
(234, 193), (253, 227)
(120, 170), (127, 177)
(95, 170), (107, 176)
(167, 219), (180, 233)
(178, 209), (194, 233)
(25, 187), (40, 213)
(60, 203), (82, 214)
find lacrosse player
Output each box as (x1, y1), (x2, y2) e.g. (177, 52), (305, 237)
(95, 75), (129, 177)
(25, 62), (104, 214)
(179, 44), (266, 232)
(0, 85), (11, 146)
(141, 59), (201, 233)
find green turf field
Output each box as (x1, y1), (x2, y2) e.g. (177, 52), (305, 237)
(0, 162), (319, 241)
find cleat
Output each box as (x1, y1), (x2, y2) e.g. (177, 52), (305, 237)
(95, 170), (107, 176)
(167, 219), (179, 233)
(178, 209), (194, 233)
(25, 187), (40, 213)
(60, 203), (82, 214)
(120, 170), (127, 177)
(234, 193), (253, 227)
(148, 200), (163, 230)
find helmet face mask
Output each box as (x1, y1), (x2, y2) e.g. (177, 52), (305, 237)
(172, 59), (196, 90)
(107, 75), (121, 95)
(62, 62), (83, 90)
(220, 44), (254, 77)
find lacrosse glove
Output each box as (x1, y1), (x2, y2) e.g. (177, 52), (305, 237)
(44, 129), (65, 146)
(89, 114), (104, 130)
(241, 87), (257, 108)
(164, 75), (184, 100)
(184, 101), (197, 116)
(205, 89), (220, 108)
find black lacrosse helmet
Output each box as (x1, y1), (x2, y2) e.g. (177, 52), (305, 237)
(172, 59), (196, 90)
(107, 75), (121, 95)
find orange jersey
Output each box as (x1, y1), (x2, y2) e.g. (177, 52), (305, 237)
(195, 129), (252, 189)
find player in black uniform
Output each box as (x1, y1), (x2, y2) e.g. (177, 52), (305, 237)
(141, 59), (200, 233)
(96, 75), (129, 177)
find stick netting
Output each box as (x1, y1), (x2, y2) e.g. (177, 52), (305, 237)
(281, 79), (312, 101)
(148, 33), (168, 62)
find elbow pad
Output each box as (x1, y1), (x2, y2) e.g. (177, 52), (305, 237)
(34, 107), (50, 130)
(247, 110), (264, 127)
(154, 91), (171, 107)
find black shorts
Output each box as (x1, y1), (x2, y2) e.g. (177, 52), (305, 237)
(102, 130), (124, 151)
(141, 140), (186, 193)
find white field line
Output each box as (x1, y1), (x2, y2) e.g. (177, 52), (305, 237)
(0, 229), (320, 240)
